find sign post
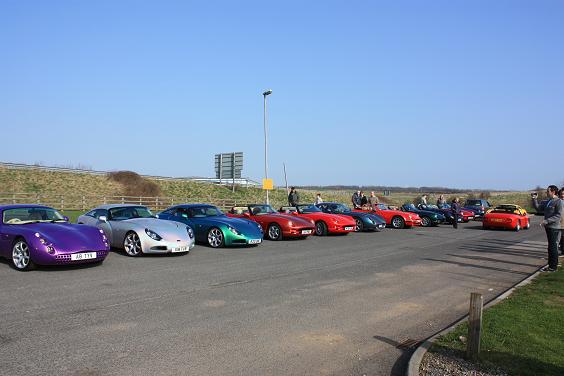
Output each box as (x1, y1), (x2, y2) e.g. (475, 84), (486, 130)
(215, 152), (243, 190)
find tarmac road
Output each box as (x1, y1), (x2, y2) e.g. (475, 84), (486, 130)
(0, 217), (547, 376)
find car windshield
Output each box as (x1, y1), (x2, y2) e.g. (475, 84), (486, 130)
(3, 207), (65, 224)
(404, 204), (417, 210)
(376, 203), (388, 210)
(297, 205), (321, 213)
(189, 206), (223, 217)
(109, 206), (154, 220)
(249, 205), (277, 215)
(438, 204), (450, 209)
(330, 204), (351, 213)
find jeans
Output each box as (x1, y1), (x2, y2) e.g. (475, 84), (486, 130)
(452, 214), (458, 229)
(545, 227), (560, 269)
(560, 229), (563, 254)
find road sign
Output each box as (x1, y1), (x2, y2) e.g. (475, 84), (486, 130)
(215, 152), (243, 180)
(262, 178), (274, 190)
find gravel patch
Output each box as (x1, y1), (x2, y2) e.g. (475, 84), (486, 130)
(420, 347), (508, 376)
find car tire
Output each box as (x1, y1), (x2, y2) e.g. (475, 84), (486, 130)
(524, 221), (530, 230)
(207, 227), (225, 248)
(267, 223), (283, 241)
(515, 222), (521, 232)
(123, 231), (143, 256)
(355, 218), (364, 232)
(420, 216), (431, 227)
(12, 239), (36, 271)
(391, 216), (405, 229)
(315, 221), (328, 236)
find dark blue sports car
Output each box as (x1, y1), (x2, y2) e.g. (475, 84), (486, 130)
(315, 202), (386, 231)
(400, 204), (445, 227)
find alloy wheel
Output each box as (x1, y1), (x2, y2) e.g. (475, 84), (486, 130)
(12, 240), (31, 270)
(392, 217), (404, 229)
(268, 224), (281, 240)
(354, 218), (363, 232)
(124, 232), (142, 256)
(208, 228), (224, 248)
(421, 217), (431, 227)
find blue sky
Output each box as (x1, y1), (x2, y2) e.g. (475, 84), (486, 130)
(1, 1), (563, 190)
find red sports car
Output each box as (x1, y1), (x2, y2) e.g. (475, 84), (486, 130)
(355, 203), (421, 229)
(483, 205), (530, 231)
(279, 204), (356, 236)
(228, 204), (315, 240)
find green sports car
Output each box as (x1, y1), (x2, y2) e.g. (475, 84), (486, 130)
(157, 204), (264, 248)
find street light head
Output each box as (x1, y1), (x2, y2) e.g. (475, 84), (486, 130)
(263, 89), (272, 96)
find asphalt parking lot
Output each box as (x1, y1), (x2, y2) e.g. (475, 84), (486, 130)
(0, 218), (547, 376)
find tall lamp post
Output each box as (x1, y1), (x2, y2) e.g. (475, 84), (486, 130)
(263, 89), (272, 204)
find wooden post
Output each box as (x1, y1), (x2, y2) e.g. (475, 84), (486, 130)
(466, 292), (483, 361)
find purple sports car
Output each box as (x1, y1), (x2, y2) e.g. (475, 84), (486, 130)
(0, 205), (110, 271)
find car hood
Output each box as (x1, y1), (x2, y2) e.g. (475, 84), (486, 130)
(272, 213), (315, 226)
(123, 218), (190, 238)
(206, 216), (262, 232)
(29, 223), (105, 250)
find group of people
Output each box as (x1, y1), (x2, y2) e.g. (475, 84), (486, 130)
(532, 185), (564, 273)
(351, 190), (379, 209)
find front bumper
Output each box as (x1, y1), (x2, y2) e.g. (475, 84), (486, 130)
(284, 226), (315, 237)
(328, 224), (356, 233)
(143, 239), (195, 254)
(33, 249), (110, 265)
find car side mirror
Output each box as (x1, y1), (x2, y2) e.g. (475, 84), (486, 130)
(98, 216), (108, 222)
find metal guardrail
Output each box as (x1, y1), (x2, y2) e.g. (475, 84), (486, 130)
(0, 162), (260, 187)
(0, 193), (248, 212)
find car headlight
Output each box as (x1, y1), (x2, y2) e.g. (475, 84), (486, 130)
(287, 221), (293, 226)
(256, 222), (263, 232)
(145, 229), (162, 241)
(228, 226), (240, 235)
(186, 227), (194, 239)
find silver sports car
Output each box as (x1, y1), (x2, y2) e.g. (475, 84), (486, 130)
(77, 204), (195, 256)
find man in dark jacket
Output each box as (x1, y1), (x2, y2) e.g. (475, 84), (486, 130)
(352, 190), (362, 209)
(451, 197), (461, 229)
(288, 187), (300, 206)
(532, 185), (563, 272)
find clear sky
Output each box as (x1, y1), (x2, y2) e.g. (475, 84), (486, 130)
(1, 1), (563, 190)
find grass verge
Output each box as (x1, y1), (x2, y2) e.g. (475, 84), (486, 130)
(430, 265), (564, 376)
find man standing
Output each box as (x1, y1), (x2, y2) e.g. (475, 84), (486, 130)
(352, 190), (362, 209)
(419, 194), (428, 205)
(559, 188), (564, 255)
(315, 193), (323, 205)
(288, 187), (300, 207)
(532, 185), (563, 272)
(436, 194), (446, 207)
(451, 197), (461, 229)
(368, 191), (379, 210)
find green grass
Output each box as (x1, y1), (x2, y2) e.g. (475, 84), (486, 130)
(432, 267), (564, 376)
(0, 167), (538, 212)
(60, 210), (83, 223)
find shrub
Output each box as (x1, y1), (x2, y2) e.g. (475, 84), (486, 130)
(107, 171), (161, 197)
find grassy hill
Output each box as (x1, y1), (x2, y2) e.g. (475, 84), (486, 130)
(0, 166), (537, 213)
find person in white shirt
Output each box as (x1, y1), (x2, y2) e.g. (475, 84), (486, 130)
(315, 193), (323, 205)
